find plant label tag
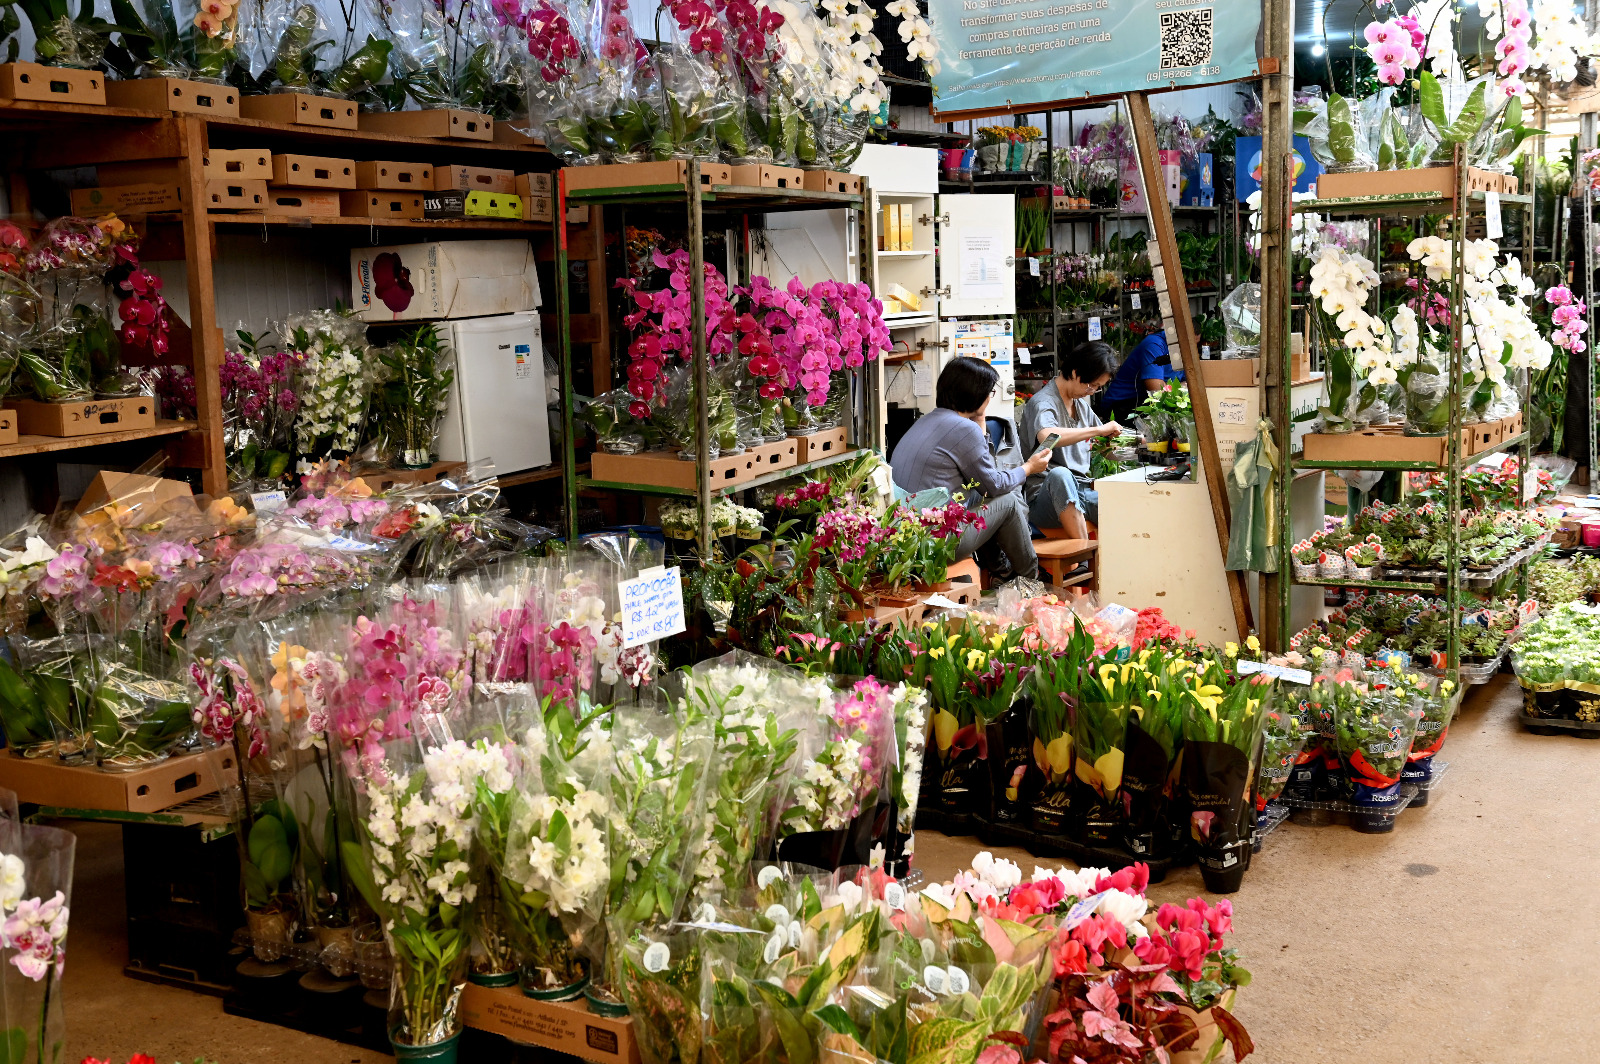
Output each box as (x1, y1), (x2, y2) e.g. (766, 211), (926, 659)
(1237, 659), (1313, 685)
(1017, 347), (1031, 364)
(250, 490), (287, 513)
(643, 941), (670, 972)
(764, 933), (784, 964)
(922, 966), (947, 994)
(1485, 191), (1503, 239)
(946, 967), (970, 995)
(922, 594), (962, 609)
(884, 883), (906, 910)
(788, 921), (803, 947)
(1029, 257), (1040, 277)
(1064, 891), (1106, 929)
(619, 567), (686, 648)
(1130, 292), (1142, 309)
(757, 865), (783, 889)
(1088, 317), (1102, 341)
(764, 903), (791, 926)
(1201, 344), (1211, 359)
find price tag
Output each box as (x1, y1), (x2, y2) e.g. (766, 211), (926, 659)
(619, 566), (686, 648)
(1201, 344), (1211, 359)
(1088, 316), (1102, 341)
(884, 883), (906, 910)
(643, 941), (670, 972)
(1028, 257), (1040, 277)
(764, 904), (791, 926)
(1130, 292), (1142, 310)
(251, 490), (287, 514)
(1064, 891), (1106, 930)
(757, 865), (783, 889)
(922, 966), (947, 994)
(946, 967), (970, 995)
(1016, 347), (1031, 365)
(1236, 659), (1314, 685)
(1485, 191), (1503, 239)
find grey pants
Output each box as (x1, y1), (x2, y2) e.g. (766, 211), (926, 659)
(956, 492), (1038, 580)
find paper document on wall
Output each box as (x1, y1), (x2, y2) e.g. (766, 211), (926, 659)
(959, 229), (1007, 301)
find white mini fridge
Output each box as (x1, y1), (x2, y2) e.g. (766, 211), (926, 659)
(436, 311), (552, 472)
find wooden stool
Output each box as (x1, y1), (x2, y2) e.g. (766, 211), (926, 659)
(947, 557), (982, 601)
(1034, 537), (1098, 591)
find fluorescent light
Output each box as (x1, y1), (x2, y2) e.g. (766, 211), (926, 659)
(1311, 42), (1325, 56)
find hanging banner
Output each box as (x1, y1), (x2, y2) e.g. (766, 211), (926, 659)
(928, 0), (1264, 119)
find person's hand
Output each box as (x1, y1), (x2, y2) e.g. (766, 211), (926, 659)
(1100, 421), (1124, 437)
(1023, 449), (1052, 476)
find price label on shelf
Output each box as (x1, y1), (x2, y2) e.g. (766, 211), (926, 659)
(1130, 292), (1142, 310)
(1017, 347), (1031, 364)
(1087, 316), (1102, 341)
(1485, 191), (1503, 239)
(619, 566), (686, 648)
(1029, 257), (1040, 277)
(250, 490), (287, 514)
(1236, 659), (1313, 685)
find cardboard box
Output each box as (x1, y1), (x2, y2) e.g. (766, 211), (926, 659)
(1301, 424), (1499, 467)
(358, 107), (493, 141)
(1502, 410), (1525, 439)
(75, 470), (193, 515)
(240, 92), (359, 129)
(522, 194), (552, 222)
(563, 160), (732, 192)
(460, 985), (639, 1064)
(106, 76), (240, 116)
(0, 409), (14, 446)
(882, 203), (899, 251)
(340, 190), (424, 220)
(422, 189), (523, 220)
(0, 62), (105, 105)
(1157, 148), (1182, 206)
(898, 208), (914, 252)
(206, 149), (272, 180)
(728, 163), (805, 190)
(258, 188), (342, 216)
(360, 461), (466, 493)
(1291, 349), (1311, 383)
(1315, 165), (1502, 201)
(206, 178), (268, 210)
(355, 160), (434, 190)
(796, 427), (848, 463)
(70, 183), (183, 215)
(1180, 151), (1214, 207)
(433, 165), (516, 194)
(0, 750), (221, 815)
(801, 169), (861, 195)
(1196, 358), (1259, 388)
(589, 449), (756, 490)
(7, 396), (156, 437)
(270, 153), (357, 188)
(749, 437), (799, 476)
(517, 172), (553, 196)
(351, 238), (540, 322)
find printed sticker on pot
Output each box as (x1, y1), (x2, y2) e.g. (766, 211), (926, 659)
(692, 902), (717, 923)
(920, 938), (937, 963)
(946, 967), (970, 996)
(922, 965), (947, 994)
(884, 883), (906, 910)
(764, 932), (784, 964)
(787, 921), (803, 948)
(642, 941), (670, 973)
(764, 904), (791, 926)
(757, 865), (784, 889)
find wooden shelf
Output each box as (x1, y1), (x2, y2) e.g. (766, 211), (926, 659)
(0, 98), (166, 129)
(497, 462), (585, 488)
(0, 419), (194, 459)
(208, 213), (551, 232)
(205, 113), (551, 158)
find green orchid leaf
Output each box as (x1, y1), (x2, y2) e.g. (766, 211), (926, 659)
(1419, 71), (1446, 130)
(1327, 93), (1356, 163)
(1443, 80), (1487, 145)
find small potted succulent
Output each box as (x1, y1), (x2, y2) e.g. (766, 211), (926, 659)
(1346, 542), (1379, 582)
(1292, 541), (1319, 582)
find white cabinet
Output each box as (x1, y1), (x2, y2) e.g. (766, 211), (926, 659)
(937, 193), (1016, 318)
(437, 312), (552, 473)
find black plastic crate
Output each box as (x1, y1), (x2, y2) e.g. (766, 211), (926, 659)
(122, 822), (241, 992)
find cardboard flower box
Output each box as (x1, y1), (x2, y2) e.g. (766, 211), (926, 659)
(589, 449), (757, 491)
(0, 62), (105, 104)
(270, 153), (357, 189)
(240, 92), (358, 128)
(106, 76), (239, 115)
(6, 396), (156, 437)
(358, 107), (493, 140)
(562, 160), (733, 192)
(1315, 165), (1511, 201)
(795, 427), (848, 463)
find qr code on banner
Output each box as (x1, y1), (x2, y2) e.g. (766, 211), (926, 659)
(1159, 8), (1213, 69)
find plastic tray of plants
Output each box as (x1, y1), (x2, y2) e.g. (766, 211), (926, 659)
(1250, 802), (1292, 852)
(1279, 782), (1421, 833)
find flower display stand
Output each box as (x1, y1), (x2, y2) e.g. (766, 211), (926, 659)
(359, 107), (493, 141)
(460, 983), (641, 1064)
(794, 427), (847, 463)
(106, 77), (241, 116)
(0, 62), (105, 104)
(239, 92), (359, 130)
(0, 750), (223, 814)
(5, 396), (156, 437)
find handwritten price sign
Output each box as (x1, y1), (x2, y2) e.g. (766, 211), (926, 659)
(619, 567), (686, 648)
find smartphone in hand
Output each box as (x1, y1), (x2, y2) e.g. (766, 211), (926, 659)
(1034, 430), (1065, 457)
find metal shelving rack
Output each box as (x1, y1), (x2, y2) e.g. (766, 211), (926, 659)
(554, 162), (881, 549)
(1270, 151), (1534, 680)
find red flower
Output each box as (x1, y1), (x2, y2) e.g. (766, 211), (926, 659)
(129, 1056), (159, 1064)
(1051, 935), (1088, 977)
(1092, 862), (1149, 896)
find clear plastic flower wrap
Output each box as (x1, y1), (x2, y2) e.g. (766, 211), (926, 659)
(104, 0), (242, 81)
(371, 323), (454, 469)
(0, 271), (42, 400)
(18, 217), (118, 402)
(221, 327), (301, 489)
(3, 633), (93, 763)
(549, 0), (659, 163)
(651, 13), (735, 162)
(284, 308), (373, 467)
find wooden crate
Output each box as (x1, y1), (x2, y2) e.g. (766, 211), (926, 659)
(0, 409), (14, 446)
(359, 108), (493, 141)
(1315, 166), (1503, 201)
(270, 153), (357, 189)
(0, 750), (223, 814)
(748, 437), (799, 476)
(461, 985), (640, 1064)
(106, 76), (239, 116)
(589, 449), (756, 491)
(800, 169), (861, 195)
(354, 160), (434, 190)
(7, 397), (155, 437)
(0, 63), (105, 105)
(240, 92), (359, 129)
(563, 160), (733, 191)
(795, 427), (848, 463)
(728, 163), (805, 190)
(340, 190), (424, 219)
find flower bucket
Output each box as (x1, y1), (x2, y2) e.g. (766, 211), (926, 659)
(1120, 718), (1179, 859)
(934, 738), (986, 832)
(983, 697), (1033, 826)
(390, 1033), (461, 1063)
(977, 143), (1008, 172)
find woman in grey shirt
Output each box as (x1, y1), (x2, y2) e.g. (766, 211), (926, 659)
(889, 357), (1049, 580)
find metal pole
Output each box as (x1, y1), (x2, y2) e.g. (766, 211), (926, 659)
(558, 167), (578, 543)
(690, 160), (712, 555)
(1259, 0), (1293, 651)
(1446, 144), (1465, 684)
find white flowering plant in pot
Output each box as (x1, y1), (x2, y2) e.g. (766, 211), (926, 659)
(1307, 242), (1388, 431)
(286, 309), (372, 472)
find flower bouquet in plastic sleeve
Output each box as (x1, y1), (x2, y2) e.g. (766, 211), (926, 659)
(1254, 694), (1308, 829)
(593, 698), (714, 1015)
(964, 629), (1033, 831)
(1179, 653), (1274, 892)
(548, 0), (659, 163)
(1070, 656), (1134, 845)
(285, 309), (372, 470)
(221, 329), (301, 488)
(650, 6), (739, 161)
(1401, 669), (1454, 800)
(779, 674), (897, 871)
(681, 651), (810, 902)
(1119, 648), (1191, 860)
(1026, 610), (1089, 836)
(104, 0), (242, 82)
(0, 819), (74, 1064)
(16, 217), (119, 403)
(883, 681), (927, 877)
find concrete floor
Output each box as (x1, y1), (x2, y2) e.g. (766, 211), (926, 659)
(59, 673), (1595, 1063)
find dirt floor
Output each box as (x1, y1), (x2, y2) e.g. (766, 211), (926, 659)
(60, 672), (1597, 1063)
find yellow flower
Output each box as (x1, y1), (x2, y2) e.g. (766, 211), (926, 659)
(990, 633), (1004, 651)
(928, 646), (946, 660)
(933, 709), (959, 751)
(1098, 663), (1119, 689)
(1224, 641), (1239, 658)
(1191, 683), (1223, 714)
(1441, 680), (1456, 694)
(1246, 635), (1261, 653)
(965, 649), (987, 672)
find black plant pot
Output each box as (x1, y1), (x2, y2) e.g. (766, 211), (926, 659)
(1120, 721), (1177, 859)
(935, 746), (987, 834)
(1181, 738), (1255, 894)
(984, 699), (1035, 827)
(777, 828), (850, 871)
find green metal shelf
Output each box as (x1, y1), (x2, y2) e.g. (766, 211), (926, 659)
(577, 448), (872, 499)
(1296, 189), (1532, 216)
(1291, 577), (1438, 592)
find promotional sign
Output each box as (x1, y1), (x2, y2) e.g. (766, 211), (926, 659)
(1234, 135), (1323, 199)
(929, 0), (1263, 117)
